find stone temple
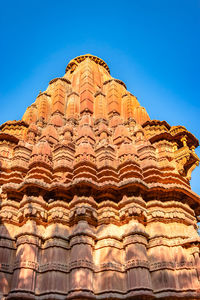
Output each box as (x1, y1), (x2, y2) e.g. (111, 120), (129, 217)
(0, 54), (200, 300)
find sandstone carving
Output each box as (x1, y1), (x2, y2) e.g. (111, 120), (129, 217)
(0, 54), (200, 299)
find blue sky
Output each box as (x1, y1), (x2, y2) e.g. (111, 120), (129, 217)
(0, 0), (200, 193)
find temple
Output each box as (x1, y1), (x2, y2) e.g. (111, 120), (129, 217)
(0, 54), (200, 299)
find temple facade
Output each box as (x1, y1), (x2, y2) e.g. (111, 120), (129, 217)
(0, 54), (200, 299)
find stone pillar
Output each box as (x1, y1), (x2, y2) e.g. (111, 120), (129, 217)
(36, 93), (51, 124)
(10, 220), (40, 297)
(79, 58), (94, 114)
(149, 244), (176, 292)
(51, 78), (70, 115)
(93, 224), (125, 295)
(107, 80), (121, 117)
(193, 246), (200, 280)
(94, 91), (107, 120)
(123, 221), (152, 296)
(69, 221), (94, 297)
(0, 224), (16, 298)
(36, 224), (69, 296)
(66, 92), (79, 118)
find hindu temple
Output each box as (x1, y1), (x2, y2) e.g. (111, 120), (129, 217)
(0, 54), (200, 299)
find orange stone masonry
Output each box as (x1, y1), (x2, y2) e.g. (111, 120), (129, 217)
(0, 54), (200, 299)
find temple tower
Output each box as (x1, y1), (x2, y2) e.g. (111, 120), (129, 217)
(0, 54), (200, 299)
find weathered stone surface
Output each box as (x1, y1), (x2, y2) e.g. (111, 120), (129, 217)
(0, 54), (200, 299)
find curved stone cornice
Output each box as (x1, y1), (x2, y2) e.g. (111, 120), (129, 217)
(49, 77), (71, 85)
(2, 176), (200, 209)
(103, 78), (127, 89)
(36, 91), (51, 98)
(0, 120), (29, 130)
(143, 119), (171, 130)
(65, 54), (110, 73)
(0, 132), (19, 144)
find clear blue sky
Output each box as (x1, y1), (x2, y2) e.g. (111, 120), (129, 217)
(0, 0), (200, 193)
